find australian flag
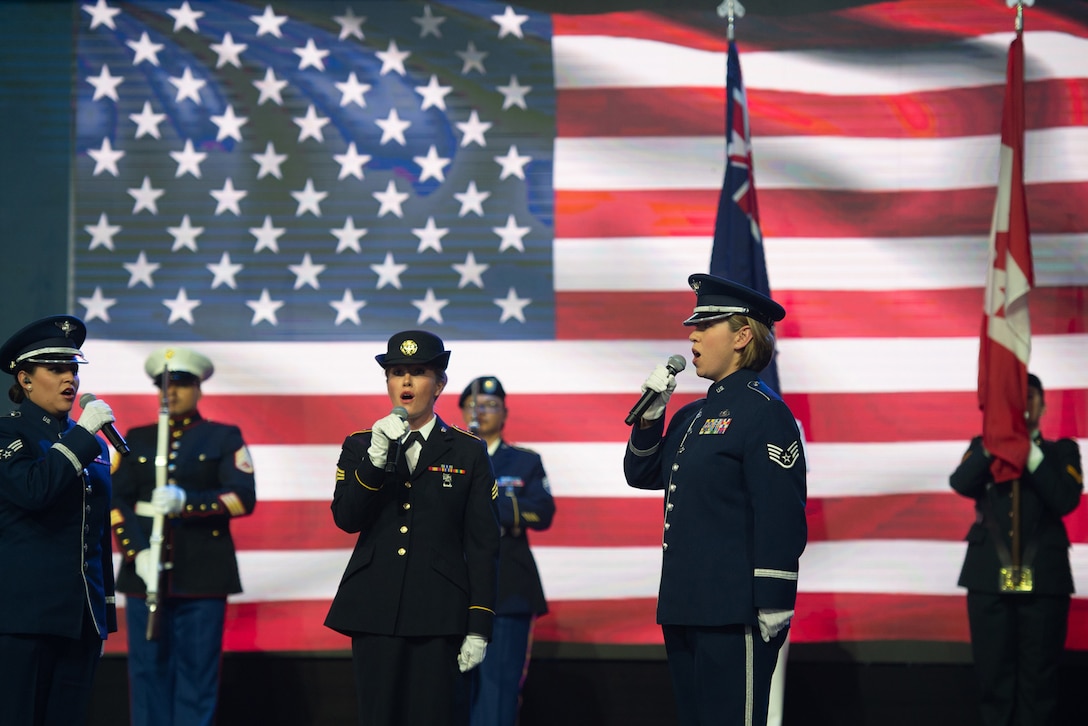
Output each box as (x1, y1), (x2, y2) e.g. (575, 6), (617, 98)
(708, 39), (779, 394)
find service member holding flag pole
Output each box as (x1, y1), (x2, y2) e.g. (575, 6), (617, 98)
(624, 274), (807, 726)
(950, 4), (1083, 725)
(110, 347), (257, 726)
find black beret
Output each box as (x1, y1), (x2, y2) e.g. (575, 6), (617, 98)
(0, 315), (88, 375)
(683, 274), (785, 328)
(376, 330), (451, 370)
(459, 376), (506, 408)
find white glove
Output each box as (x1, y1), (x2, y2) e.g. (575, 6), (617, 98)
(640, 364), (677, 421)
(457, 634), (488, 673)
(77, 399), (115, 435)
(151, 485), (186, 516)
(757, 608), (793, 643)
(134, 549), (158, 590)
(367, 413), (410, 467)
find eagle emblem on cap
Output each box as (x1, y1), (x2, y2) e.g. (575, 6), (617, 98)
(57, 320), (76, 337)
(400, 339), (418, 357)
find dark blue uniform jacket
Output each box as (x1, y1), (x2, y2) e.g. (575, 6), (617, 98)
(951, 434), (1083, 595)
(625, 369), (808, 626)
(326, 416), (501, 639)
(111, 412), (257, 596)
(0, 400), (117, 639)
(492, 440), (555, 616)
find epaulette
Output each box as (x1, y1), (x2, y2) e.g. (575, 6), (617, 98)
(745, 379), (778, 402)
(505, 442), (539, 456)
(449, 424), (483, 441)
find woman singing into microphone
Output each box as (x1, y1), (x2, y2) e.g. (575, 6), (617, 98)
(326, 329), (500, 726)
(624, 274), (808, 726)
(0, 314), (118, 725)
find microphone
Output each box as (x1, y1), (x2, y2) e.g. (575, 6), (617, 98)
(79, 393), (131, 456)
(384, 406), (409, 473)
(625, 355), (687, 425)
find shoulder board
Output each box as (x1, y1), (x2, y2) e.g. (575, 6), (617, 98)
(448, 424), (483, 440)
(745, 379), (780, 402)
(505, 442), (539, 455)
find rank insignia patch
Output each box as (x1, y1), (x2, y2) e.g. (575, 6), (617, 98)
(768, 441), (801, 469)
(0, 439), (23, 460)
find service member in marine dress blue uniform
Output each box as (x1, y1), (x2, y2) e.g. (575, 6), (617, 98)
(110, 347), (257, 726)
(326, 330), (501, 726)
(0, 314), (119, 726)
(624, 275), (808, 726)
(950, 372), (1083, 726)
(458, 376), (556, 726)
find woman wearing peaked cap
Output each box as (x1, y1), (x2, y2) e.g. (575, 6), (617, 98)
(110, 345), (256, 726)
(327, 330), (500, 726)
(624, 275), (808, 726)
(0, 314), (119, 725)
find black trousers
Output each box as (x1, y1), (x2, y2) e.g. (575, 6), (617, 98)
(966, 590), (1070, 726)
(351, 633), (468, 726)
(663, 623), (787, 726)
(0, 614), (103, 726)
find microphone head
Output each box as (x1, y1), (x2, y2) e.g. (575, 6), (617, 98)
(666, 355), (687, 374)
(391, 406), (409, 421)
(79, 392), (97, 408)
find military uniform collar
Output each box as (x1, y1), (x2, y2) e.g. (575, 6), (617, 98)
(169, 409), (204, 430)
(707, 368), (758, 397)
(17, 398), (72, 431)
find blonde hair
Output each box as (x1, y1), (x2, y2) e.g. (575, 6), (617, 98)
(728, 316), (776, 371)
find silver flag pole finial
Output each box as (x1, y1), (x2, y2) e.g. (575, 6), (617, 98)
(716, 0), (746, 41)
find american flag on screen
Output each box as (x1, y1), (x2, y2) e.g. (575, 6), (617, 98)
(71, 0), (1088, 655)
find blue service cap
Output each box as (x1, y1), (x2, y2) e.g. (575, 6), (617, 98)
(459, 376), (506, 408)
(0, 315), (88, 375)
(683, 274), (785, 328)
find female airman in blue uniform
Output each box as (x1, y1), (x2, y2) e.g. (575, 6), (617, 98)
(0, 315), (118, 725)
(624, 275), (807, 726)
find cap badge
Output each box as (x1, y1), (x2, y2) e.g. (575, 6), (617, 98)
(57, 320), (76, 337)
(165, 349), (176, 360)
(400, 339), (418, 357)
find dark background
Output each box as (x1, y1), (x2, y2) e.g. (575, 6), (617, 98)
(6, 2), (1088, 724)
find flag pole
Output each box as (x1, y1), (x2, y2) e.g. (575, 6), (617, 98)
(995, 0), (1034, 592)
(716, 0), (745, 42)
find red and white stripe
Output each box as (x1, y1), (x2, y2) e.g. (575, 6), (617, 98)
(88, 0), (1088, 653)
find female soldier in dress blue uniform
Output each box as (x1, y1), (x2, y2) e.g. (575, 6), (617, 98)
(624, 274), (808, 726)
(0, 315), (118, 725)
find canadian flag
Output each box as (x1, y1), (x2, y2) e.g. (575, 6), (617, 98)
(979, 32), (1034, 484)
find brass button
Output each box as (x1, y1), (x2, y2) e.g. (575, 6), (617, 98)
(397, 548), (406, 556)
(399, 526), (408, 534)
(403, 503), (411, 510)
